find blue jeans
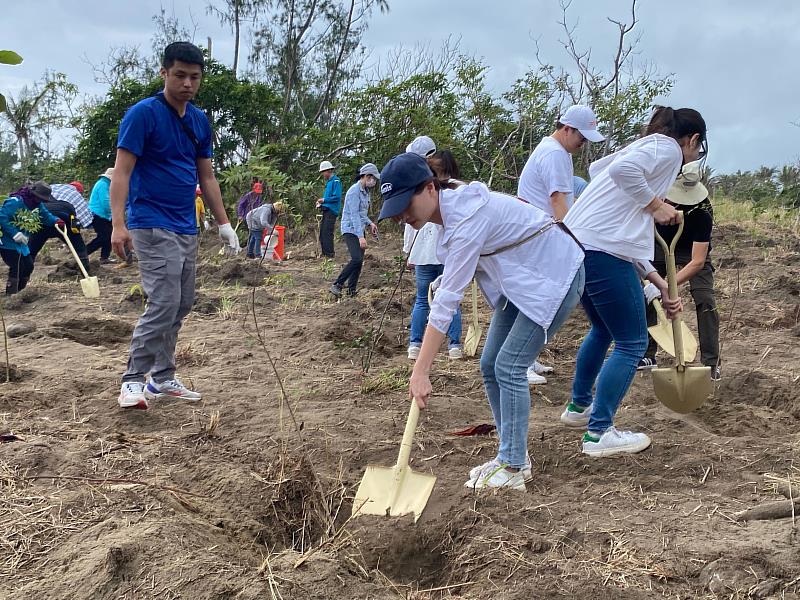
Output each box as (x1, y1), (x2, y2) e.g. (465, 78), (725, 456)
(480, 266), (584, 468)
(410, 264), (462, 348)
(572, 251), (649, 433)
(247, 229), (263, 257)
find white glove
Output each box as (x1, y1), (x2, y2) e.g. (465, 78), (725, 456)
(203, 220), (211, 231)
(218, 223), (241, 254)
(643, 282), (661, 304)
(13, 232), (28, 245)
(429, 275), (443, 299)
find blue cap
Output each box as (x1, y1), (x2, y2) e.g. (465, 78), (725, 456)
(378, 153), (434, 221)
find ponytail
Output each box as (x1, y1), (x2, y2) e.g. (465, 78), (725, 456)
(645, 105), (706, 143)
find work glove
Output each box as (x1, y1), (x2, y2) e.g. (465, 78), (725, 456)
(429, 275), (443, 299)
(13, 232), (28, 245)
(203, 220), (211, 231)
(643, 282), (661, 304)
(218, 222), (241, 254)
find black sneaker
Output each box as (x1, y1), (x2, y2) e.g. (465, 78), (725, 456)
(637, 357), (657, 370)
(710, 366), (721, 381)
(329, 283), (342, 298)
(346, 288), (358, 297)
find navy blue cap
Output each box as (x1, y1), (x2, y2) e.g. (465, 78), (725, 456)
(378, 153), (434, 221)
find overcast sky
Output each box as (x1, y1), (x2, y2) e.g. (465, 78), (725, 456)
(2, 0), (798, 174)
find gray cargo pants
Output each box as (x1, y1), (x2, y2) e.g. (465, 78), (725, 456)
(122, 228), (198, 384)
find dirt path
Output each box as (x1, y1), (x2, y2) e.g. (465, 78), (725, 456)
(1, 222), (798, 599)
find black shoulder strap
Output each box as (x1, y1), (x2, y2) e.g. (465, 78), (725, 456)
(155, 94), (201, 152)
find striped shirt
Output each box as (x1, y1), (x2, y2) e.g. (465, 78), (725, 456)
(51, 184), (94, 228)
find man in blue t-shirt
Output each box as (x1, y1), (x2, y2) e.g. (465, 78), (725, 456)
(110, 41), (240, 410)
(315, 160), (341, 258)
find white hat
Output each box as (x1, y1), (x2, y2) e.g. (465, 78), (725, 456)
(560, 105), (605, 142)
(319, 160), (334, 172)
(102, 167), (114, 179)
(666, 161), (709, 206)
(405, 135), (436, 157)
(359, 163), (380, 178)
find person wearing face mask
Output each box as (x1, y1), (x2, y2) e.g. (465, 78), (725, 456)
(560, 106), (706, 457)
(329, 163), (380, 298)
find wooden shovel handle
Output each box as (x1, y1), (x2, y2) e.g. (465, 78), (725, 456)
(654, 220), (685, 366)
(55, 223), (92, 280)
(396, 399), (421, 469)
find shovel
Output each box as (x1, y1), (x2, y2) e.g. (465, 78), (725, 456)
(464, 280), (482, 357)
(352, 399), (436, 522)
(652, 221), (711, 413)
(55, 223), (100, 298)
(648, 297), (698, 360)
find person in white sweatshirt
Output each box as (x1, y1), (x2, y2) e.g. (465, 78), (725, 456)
(379, 152), (585, 492)
(561, 106), (707, 457)
(518, 104), (605, 385)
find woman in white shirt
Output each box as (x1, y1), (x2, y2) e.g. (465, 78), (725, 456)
(378, 153), (585, 491)
(561, 106), (706, 457)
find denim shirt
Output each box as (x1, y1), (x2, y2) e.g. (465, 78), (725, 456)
(339, 181), (373, 237)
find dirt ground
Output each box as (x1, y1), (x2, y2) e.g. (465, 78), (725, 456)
(1, 219), (798, 600)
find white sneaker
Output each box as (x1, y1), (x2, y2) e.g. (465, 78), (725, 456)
(468, 455), (532, 481)
(560, 402), (592, 428)
(448, 346), (463, 360)
(465, 465), (526, 491)
(582, 427), (652, 457)
(118, 382), (148, 410)
(407, 345), (420, 360)
(533, 360), (553, 374)
(526, 365), (547, 385)
(144, 378), (202, 401)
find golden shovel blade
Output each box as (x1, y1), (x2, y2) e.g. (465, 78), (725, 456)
(464, 324), (482, 357)
(352, 464), (436, 522)
(652, 364), (712, 413)
(647, 299), (697, 360)
(80, 276), (100, 299)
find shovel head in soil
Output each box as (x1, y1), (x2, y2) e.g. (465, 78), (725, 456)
(55, 224), (100, 298)
(463, 280), (482, 357)
(352, 400), (435, 522)
(652, 223), (710, 413)
(647, 298), (697, 360)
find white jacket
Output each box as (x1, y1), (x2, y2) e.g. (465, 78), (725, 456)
(428, 182), (584, 334)
(564, 134), (682, 261)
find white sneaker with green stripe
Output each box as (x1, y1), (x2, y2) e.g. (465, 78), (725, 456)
(464, 463), (527, 491)
(560, 402), (592, 428)
(468, 454), (532, 482)
(582, 426), (652, 457)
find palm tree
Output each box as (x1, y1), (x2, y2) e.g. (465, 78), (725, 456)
(0, 81), (55, 169)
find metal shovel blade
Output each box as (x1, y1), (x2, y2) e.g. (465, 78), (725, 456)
(648, 298), (697, 360)
(80, 276), (100, 299)
(352, 400), (436, 522)
(463, 280), (482, 357)
(652, 364), (712, 413)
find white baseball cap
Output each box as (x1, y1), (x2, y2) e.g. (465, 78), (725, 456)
(405, 135), (436, 157)
(559, 105), (605, 142)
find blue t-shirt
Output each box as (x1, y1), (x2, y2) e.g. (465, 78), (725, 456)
(117, 92), (213, 234)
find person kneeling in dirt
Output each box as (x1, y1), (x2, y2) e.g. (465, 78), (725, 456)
(639, 159), (720, 380)
(245, 201), (285, 259)
(0, 183), (64, 295)
(329, 163), (379, 298)
(110, 41), (240, 410)
(380, 153), (585, 491)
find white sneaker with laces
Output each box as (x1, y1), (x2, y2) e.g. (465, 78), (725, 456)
(465, 465), (526, 491)
(468, 454), (532, 482)
(582, 426), (652, 457)
(560, 402), (592, 428)
(448, 346), (463, 360)
(144, 378), (202, 401)
(526, 365), (547, 385)
(407, 345), (420, 360)
(533, 360), (553, 374)
(118, 382), (148, 410)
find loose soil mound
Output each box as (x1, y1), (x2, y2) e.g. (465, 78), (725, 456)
(1, 224), (799, 599)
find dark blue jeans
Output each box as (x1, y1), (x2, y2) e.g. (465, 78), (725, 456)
(409, 264), (461, 348)
(247, 228), (263, 257)
(572, 251), (648, 433)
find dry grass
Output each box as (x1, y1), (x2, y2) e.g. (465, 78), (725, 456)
(713, 195), (800, 234)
